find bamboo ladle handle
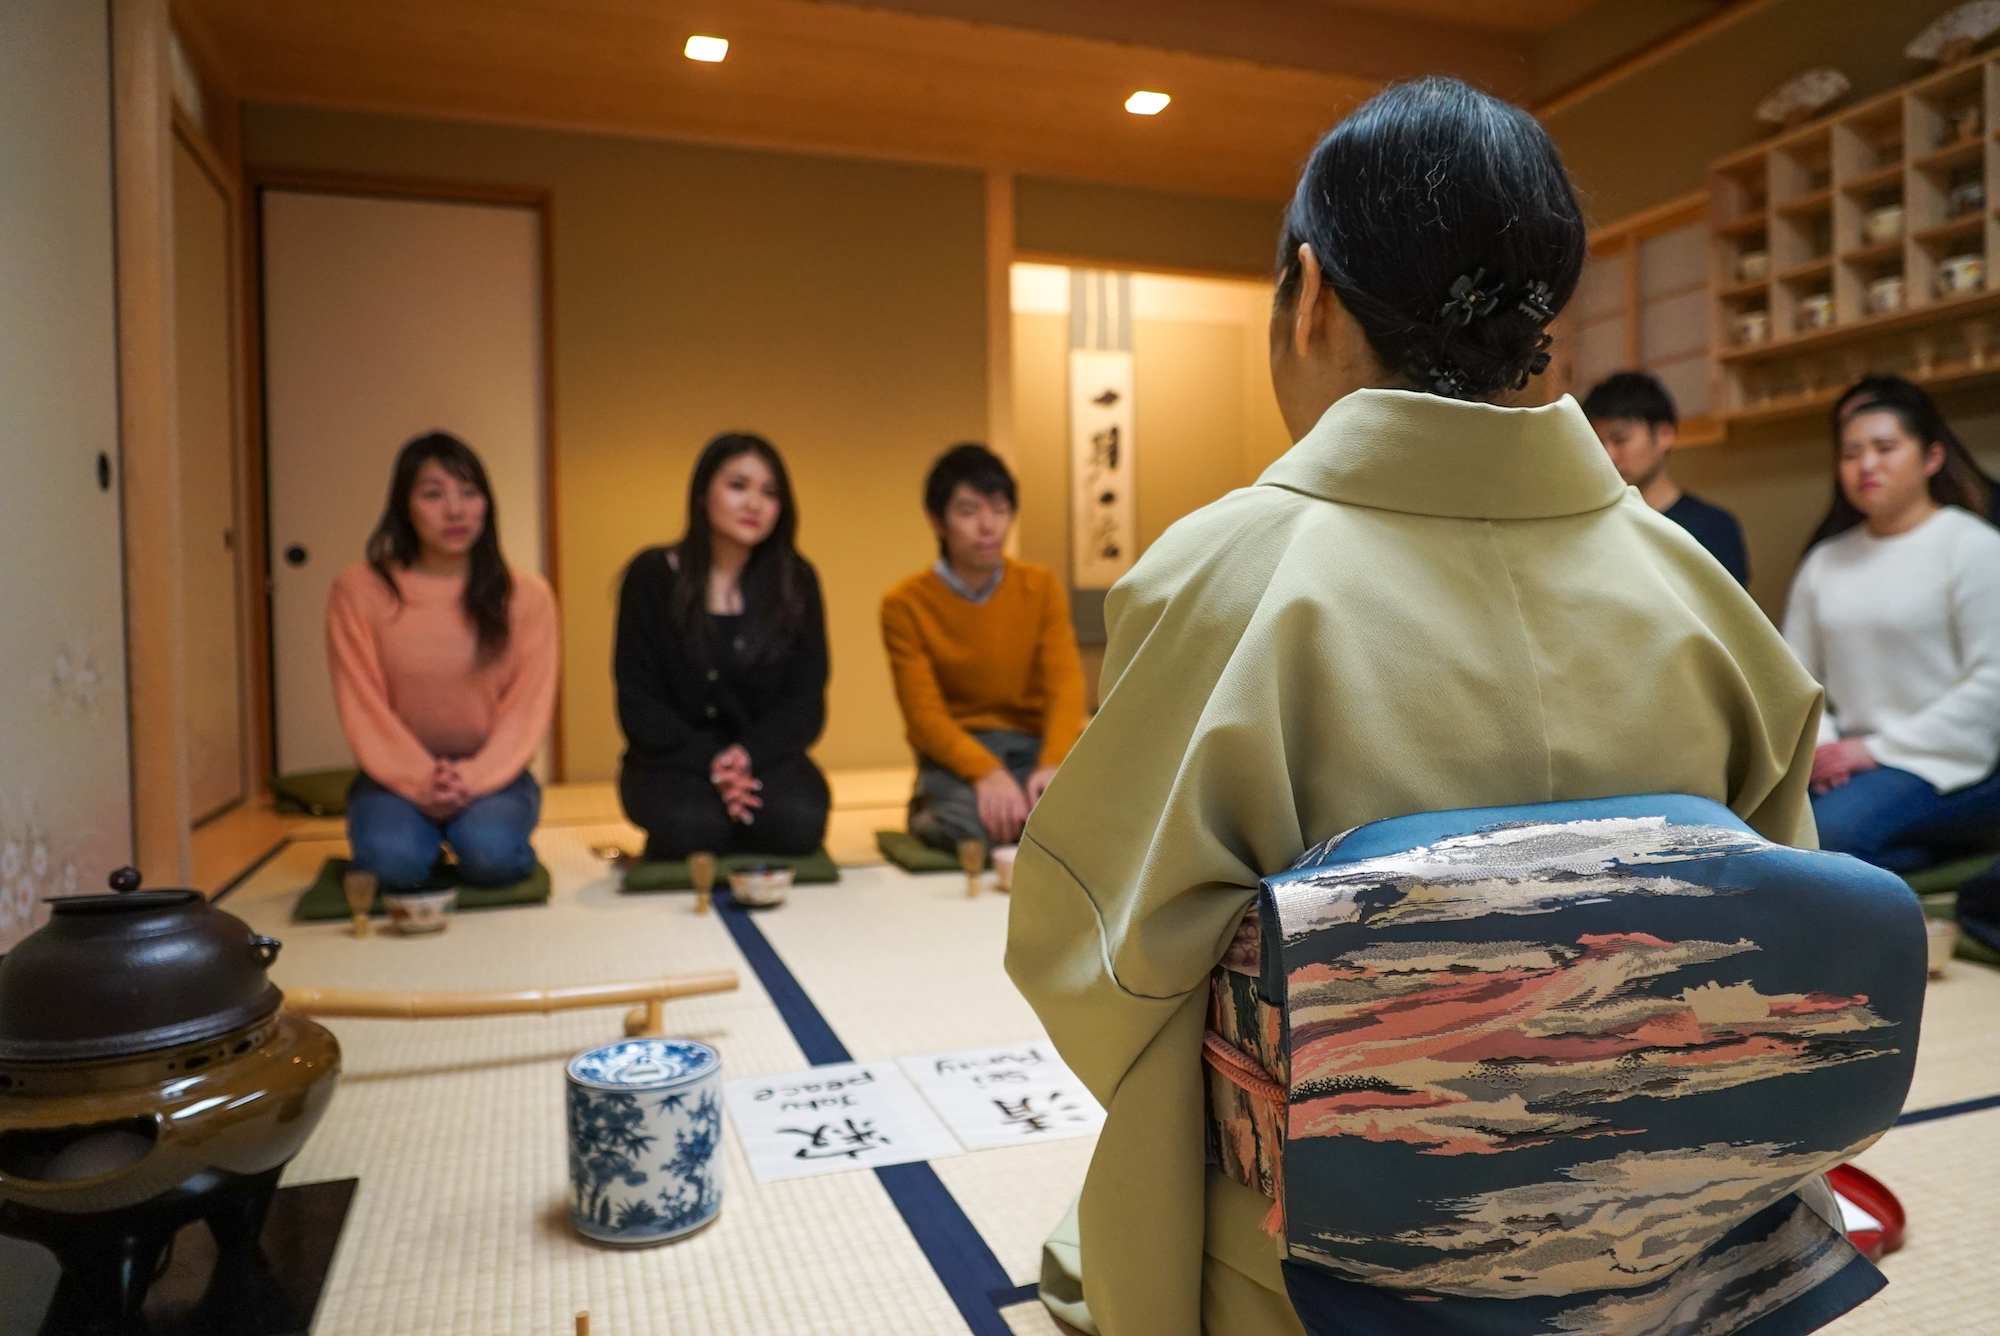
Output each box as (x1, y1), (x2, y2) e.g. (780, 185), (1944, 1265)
(282, 971), (738, 1037)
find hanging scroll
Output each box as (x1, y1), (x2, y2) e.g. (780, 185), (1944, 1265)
(1067, 268), (1136, 591)
(1068, 348), (1136, 590)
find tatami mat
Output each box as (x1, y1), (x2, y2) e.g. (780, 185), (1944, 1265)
(231, 831), (973, 1336)
(210, 791), (2000, 1335)
(751, 864), (1095, 1282)
(1887, 951), (2000, 1112)
(1826, 1106), (2000, 1333)
(224, 818), (1083, 1335)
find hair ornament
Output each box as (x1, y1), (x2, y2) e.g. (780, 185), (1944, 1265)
(1507, 333), (1556, 392)
(1516, 280), (1557, 326)
(1440, 269), (1499, 328)
(1429, 362), (1473, 397)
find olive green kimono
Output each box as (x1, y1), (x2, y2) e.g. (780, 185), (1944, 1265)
(1005, 389), (1823, 1336)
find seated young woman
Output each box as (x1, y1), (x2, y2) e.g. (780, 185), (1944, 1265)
(1785, 375), (2000, 872)
(615, 433), (830, 862)
(329, 432), (559, 889)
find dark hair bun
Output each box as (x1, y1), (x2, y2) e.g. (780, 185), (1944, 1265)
(1278, 77), (1586, 400)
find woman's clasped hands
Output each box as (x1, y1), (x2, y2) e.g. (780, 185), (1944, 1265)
(418, 757), (472, 821)
(1810, 737), (1878, 794)
(711, 744), (764, 824)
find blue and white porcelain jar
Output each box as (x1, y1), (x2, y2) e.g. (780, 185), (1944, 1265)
(565, 1038), (722, 1246)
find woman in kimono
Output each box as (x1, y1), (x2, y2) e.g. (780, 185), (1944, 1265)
(1006, 77), (1823, 1336)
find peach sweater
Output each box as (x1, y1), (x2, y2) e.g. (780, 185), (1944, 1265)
(327, 562), (559, 803)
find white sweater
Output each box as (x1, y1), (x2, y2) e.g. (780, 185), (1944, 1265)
(1783, 505), (2000, 793)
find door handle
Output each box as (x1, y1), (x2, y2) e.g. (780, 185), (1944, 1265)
(284, 544), (309, 567)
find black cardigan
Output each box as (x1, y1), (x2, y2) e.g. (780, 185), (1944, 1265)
(614, 547), (828, 773)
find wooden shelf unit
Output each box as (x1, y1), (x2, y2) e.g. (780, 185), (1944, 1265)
(1710, 55), (2000, 417)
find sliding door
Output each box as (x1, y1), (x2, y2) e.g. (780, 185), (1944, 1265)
(0, 0), (133, 947)
(173, 134), (246, 822)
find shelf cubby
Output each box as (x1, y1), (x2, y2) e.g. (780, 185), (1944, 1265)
(1709, 51), (2000, 415)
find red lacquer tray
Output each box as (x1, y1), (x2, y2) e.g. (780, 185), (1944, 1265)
(1827, 1163), (1906, 1261)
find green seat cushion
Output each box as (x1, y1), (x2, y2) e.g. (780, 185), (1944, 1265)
(1902, 852), (2000, 897)
(294, 856), (551, 920)
(622, 847), (841, 892)
(273, 768), (360, 817)
(875, 829), (987, 873)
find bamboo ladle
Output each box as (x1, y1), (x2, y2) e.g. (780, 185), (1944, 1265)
(282, 970), (739, 1038)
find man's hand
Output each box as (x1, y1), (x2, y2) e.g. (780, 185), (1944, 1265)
(1024, 765), (1058, 808)
(1810, 738), (1877, 795)
(974, 768), (1030, 845)
(419, 759), (471, 821)
(712, 744), (763, 824)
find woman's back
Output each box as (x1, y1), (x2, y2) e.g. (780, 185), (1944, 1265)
(1008, 73), (1834, 1336)
(1007, 389), (1822, 1336)
(1040, 393), (1817, 900)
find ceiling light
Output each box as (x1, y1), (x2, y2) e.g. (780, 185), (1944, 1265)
(685, 35), (728, 62)
(1125, 90), (1170, 115)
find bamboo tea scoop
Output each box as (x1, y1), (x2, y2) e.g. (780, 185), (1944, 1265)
(282, 970), (738, 1037)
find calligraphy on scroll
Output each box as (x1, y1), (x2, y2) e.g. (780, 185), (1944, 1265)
(1068, 349), (1136, 590)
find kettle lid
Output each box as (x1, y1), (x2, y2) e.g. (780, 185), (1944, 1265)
(0, 868), (284, 1063)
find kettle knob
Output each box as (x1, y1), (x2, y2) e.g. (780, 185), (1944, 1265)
(108, 867), (142, 894)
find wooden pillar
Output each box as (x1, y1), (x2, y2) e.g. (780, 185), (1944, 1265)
(986, 169), (1019, 559)
(112, 0), (194, 884)
(985, 169), (1016, 463)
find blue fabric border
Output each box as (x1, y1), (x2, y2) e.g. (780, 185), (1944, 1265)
(714, 893), (1018, 1336)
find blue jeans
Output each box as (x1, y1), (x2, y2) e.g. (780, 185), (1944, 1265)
(1812, 763), (2000, 873)
(346, 770), (541, 889)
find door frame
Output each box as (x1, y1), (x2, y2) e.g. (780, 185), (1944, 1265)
(171, 105), (263, 823)
(244, 168), (564, 778)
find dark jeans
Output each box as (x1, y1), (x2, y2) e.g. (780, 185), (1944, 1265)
(619, 752), (830, 862)
(908, 728), (1041, 852)
(1813, 762), (2000, 873)
(346, 770), (541, 890)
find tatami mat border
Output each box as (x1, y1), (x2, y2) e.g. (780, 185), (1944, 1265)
(1894, 1091), (2000, 1126)
(713, 894), (1021, 1336)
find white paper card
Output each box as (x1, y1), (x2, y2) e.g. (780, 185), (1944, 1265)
(723, 1061), (962, 1183)
(1835, 1190), (1883, 1235)
(897, 1042), (1106, 1150)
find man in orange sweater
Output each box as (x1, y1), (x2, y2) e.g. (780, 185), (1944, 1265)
(881, 444), (1088, 852)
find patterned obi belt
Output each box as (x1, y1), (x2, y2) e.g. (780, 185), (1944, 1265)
(1202, 795), (1926, 1336)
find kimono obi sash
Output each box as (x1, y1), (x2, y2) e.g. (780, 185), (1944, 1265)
(1202, 794), (1926, 1336)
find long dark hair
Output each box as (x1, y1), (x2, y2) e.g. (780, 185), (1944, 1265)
(669, 432), (808, 664)
(1276, 76), (1586, 401)
(1807, 376), (1998, 549)
(366, 431), (513, 661)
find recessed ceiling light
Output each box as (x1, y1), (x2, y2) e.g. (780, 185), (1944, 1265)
(1125, 90), (1170, 115)
(685, 35), (728, 62)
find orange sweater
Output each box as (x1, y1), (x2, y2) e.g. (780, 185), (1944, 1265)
(327, 562), (559, 803)
(880, 558), (1087, 781)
